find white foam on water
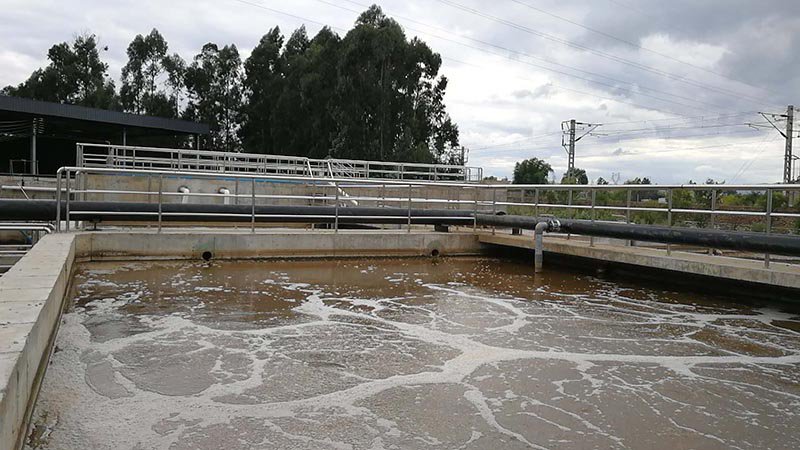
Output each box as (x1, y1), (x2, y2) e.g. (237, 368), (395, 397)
(29, 259), (800, 449)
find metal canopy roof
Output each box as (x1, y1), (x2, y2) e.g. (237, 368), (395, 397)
(0, 95), (209, 135)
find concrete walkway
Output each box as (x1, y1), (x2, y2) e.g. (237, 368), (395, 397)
(479, 232), (800, 290)
(0, 233), (75, 450)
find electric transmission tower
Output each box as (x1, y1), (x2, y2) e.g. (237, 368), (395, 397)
(757, 105), (794, 183)
(561, 119), (601, 171)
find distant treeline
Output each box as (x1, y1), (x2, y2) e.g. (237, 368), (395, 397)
(2, 5), (463, 164)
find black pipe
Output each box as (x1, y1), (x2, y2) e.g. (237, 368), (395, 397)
(2, 199), (800, 256)
(476, 214), (800, 257)
(0, 199), (474, 225)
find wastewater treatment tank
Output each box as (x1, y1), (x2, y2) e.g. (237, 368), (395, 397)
(24, 256), (800, 449)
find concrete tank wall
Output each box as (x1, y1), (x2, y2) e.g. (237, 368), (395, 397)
(82, 173), (508, 213)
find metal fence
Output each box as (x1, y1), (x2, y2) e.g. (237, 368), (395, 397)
(77, 143), (484, 182)
(53, 166), (800, 265)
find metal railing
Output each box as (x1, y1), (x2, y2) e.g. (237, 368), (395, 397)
(55, 166), (481, 234)
(54, 166), (800, 266)
(8, 159), (38, 176)
(77, 143), (484, 182)
(0, 222), (53, 272)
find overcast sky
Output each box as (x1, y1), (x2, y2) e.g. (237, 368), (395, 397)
(2, 0), (799, 184)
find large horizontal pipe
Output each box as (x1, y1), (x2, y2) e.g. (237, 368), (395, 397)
(2, 199), (800, 256)
(476, 214), (800, 257)
(0, 199), (474, 225)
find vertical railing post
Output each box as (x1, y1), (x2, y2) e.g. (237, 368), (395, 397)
(55, 169), (62, 232)
(626, 188), (633, 246)
(251, 178), (256, 233)
(566, 189), (572, 240)
(65, 169), (71, 231)
(473, 187), (478, 232)
(710, 189), (717, 230)
(492, 187), (497, 235)
(334, 181), (340, 233)
(709, 188), (717, 255)
(590, 189), (596, 247)
(534, 188), (540, 218)
(407, 184), (412, 233)
(765, 189), (773, 268)
(157, 174), (163, 233)
(666, 189), (673, 255)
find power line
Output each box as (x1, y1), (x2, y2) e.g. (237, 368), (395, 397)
(729, 134), (780, 183)
(465, 113), (764, 153)
(465, 111), (762, 146)
(323, 0), (730, 113)
(473, 128), (766, 157)
(465, 131), (563, 150)
(598, 111), (759, 127)
(434, 0), (778, 109)
(508, 0), (779, 99)
(231, 0), (779, 173)
(235, 0), (719, 116)
(442, 56), (693, 117)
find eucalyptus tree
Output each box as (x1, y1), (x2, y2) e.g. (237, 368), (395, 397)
(184, 43), (243, 151)
(2, 33), (117, 109)
(120, 29), (185, 117)
(513, 158), (553, 184)
(332, 5), (460, 163)
(240, 27), (284, 154)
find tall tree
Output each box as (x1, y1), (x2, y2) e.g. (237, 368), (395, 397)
(270, 27), (311, 156)
(513, 158), (552, 184)
(2, 33), (118, 109)
(301, 27), (342, 158)
(240, 27), (284, 154)
(561, 167), (588, 184)
(120, 29), (184, 117)
(184, 43), (243, 151)
(331, 5), (459, 163)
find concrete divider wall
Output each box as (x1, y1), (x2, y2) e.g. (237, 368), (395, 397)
(83, 173), (508, 212)
(80, 230), (484, 260)
(0, 234), (75, 450)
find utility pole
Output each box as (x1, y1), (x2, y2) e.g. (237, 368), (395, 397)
(561, 119), (601, 172)
(758, 105), (794, 183)
(785, 105), (794, 184)
(566, 119), (576, 170)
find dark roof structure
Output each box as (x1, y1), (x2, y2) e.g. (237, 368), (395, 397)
(0, 95), (209, 175)
(0, 95), (209, 137)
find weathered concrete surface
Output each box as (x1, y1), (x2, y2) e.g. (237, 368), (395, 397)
(0, 234), (75, 450)
(0, 177), (59, 201)
(480, 232), (800, 290)
(83, 173), (506, 211)
(78, 229), (484, 260)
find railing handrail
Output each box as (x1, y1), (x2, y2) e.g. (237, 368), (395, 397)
(76, 142), (482, 180)
(61, 164), (800, 191)
(52, 164), (800, 270)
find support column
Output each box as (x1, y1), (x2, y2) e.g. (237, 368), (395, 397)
(122, 127), (127, 146)
(29, 119), (37, 175)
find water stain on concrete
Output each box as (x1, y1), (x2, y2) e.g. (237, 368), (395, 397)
(27, 258), (800, 449)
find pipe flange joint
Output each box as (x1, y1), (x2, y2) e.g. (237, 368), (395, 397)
(548, 219), (561, 233)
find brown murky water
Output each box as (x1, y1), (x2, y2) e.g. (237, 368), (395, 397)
(29, 257), (800, 449)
